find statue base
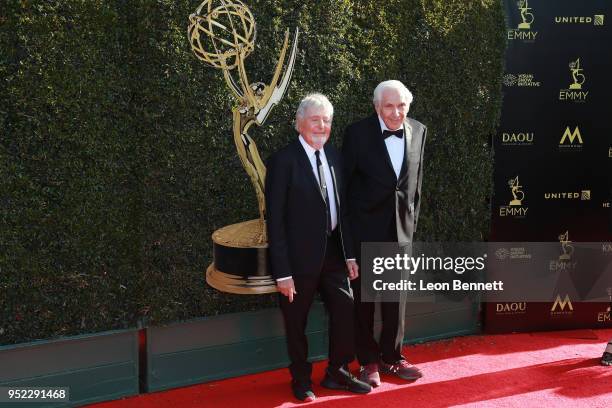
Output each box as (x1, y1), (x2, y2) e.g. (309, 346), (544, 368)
(206, 219), (277, 294)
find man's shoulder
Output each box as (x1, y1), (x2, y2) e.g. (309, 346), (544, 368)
(406, 117), (427, 133)
(267, 139), (300, 165)
(346, 114), (378, 134)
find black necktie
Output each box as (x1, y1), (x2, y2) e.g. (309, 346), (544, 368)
(383, 129), (404, 139)
(315, 150), (332, 236)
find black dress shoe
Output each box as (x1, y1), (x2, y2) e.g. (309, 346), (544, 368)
(320, 366), (372, 394)
(291, 380), (316, 402)
(380, 359), (423, 380)
(601, 351), (612, 366)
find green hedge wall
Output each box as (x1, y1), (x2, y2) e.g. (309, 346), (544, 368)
(0, 0), (505, 345)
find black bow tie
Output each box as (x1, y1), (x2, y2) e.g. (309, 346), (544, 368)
(382, 129), (404, 139)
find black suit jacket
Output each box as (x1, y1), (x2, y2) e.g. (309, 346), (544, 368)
(265, 139), (355, 280)
(343, 114), (426, 256)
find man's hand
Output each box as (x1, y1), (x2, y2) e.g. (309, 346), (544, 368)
(277, 278), (297, 303)
(346, 260), (359, 280)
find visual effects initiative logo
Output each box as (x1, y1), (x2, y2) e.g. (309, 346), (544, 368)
(495, 246), (532, 260)
(503, 73), (541, 88)
(500, 130), (534, 146)
(559, 126), (583, 150)
(508, 0), (538, 41)
(554, 15), (605, 26)
(550, 231), (577, 271)
(500, 176), (528, 217)
(551, 294), (574, 316)
(559, 58), (588, 102)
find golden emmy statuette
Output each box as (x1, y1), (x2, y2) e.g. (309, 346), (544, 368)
(569, 58), (586, 90)
(558, 231), (574, 261)
(517, 0), (534, 30)
(188, 0), (299, 294)
(508, 176), (524, 206)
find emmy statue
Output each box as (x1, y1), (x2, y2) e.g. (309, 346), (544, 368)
(517, 0), (534, 30)
(188, 0), (299, 293)
(508, 176), (524, 206)
(568, 58), (586, 90)
(558, 231), (574, 261)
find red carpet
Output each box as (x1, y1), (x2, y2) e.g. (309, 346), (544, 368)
(90, 329), (612, 408)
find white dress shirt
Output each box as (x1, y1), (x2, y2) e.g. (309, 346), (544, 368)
(298, 136), (338, 230)
(379, 116), (411, 178)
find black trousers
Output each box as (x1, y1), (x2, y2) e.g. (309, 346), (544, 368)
(351, 221), (406, 365)
(279, 231), (355, 382)
(351, 277), (406, 365)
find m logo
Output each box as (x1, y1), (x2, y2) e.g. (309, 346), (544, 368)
(560, 126), (583, 144)
(551, 294), (573, 312)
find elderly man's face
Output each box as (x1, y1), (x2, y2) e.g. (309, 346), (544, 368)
(297, 107), (332, 150)
(375, 88), (409, 131)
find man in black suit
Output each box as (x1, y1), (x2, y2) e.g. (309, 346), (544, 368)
(343, 80), (426, 386)
(266, 93), (371, 402)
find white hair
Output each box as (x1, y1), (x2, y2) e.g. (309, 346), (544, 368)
(373, 80), (413, 106)
(295, 93), (334, 130)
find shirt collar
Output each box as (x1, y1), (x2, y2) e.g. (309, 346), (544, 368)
(377, 116), (404, 133)
(299, 135), (324, 159)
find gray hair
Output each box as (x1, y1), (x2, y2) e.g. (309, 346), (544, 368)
(373, 80), (413, 106)
(295, 93), (334, 130)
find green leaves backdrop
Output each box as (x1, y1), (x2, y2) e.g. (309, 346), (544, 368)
(0, 0), (505, 344)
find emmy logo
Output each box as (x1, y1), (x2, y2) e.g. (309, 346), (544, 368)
(517, 0), (534, 29)
(558, 231), (574, 261)
(568, 58), (586, 90)
(508, 176), (525, 206)
(188, 0), (299, 243)
(607, 288), (611, 313)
